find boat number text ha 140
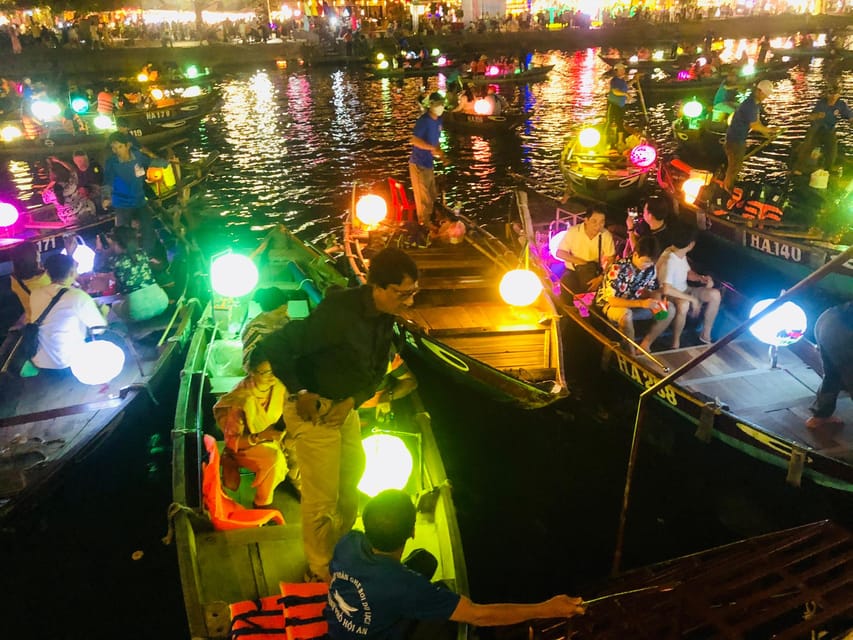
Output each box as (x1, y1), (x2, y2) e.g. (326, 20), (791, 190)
(746, 232), (802, 263)
(614, 352), (678, 405)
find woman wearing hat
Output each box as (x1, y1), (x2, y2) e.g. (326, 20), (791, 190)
(723, 79), (779, 193)
(792, 84), (852, 176)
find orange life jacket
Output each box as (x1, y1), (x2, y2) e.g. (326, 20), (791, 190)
(279, 582), (329, 640)
(229, 595), (287, 639)
(201, 434), (285, 530)
(97, 91), (114, 114)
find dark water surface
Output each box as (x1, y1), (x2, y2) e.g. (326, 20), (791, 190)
(3, 48), (853, 637)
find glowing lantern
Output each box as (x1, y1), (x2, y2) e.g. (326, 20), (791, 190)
(378, 60), (390, 70)
(137, 72), (148, 82)
(71, 97), (89, 114)
(697, 57), (707, 66)
(0, 202), (19, 227)
(653, 50), (664, 61)
(93, 115), (114, 130)
(629, 144), (657, 169)
(1, 125), (22, 141)
(487, 65), (500, 76)
(548, 230), (567, 258)
(276, 59), (287, 69)
(183, 86), (202, 98)
(677, 70), (691, 81)
(578, 127), (601, 149)
(70, 340), (126, 385)
(211, 253), (259, 298)
(629, 55), (639, 64)
(358, 434), (414, 497)
(682, 99), (703, 118)
(62, 241), (96, 274)
(185, 65), (200, 79)
(31, 100), (61, 121)
(681, 178), (706, 204)
(742, 62), (756, 76)
(147, 167), (164, 182)
(376, 52), (385, 61)
(437, 55), (447, 66)
(473, 98), (492, 115)
(499, 269), (543, 306)
(749, 299), (807, 347)
(431, 48), (440, 57)
(355, 194), (387, 226)
(150, 88), (164, 101)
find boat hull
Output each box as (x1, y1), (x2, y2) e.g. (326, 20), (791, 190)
(559, 140), (652, 204)
(442, 111), (527, 135)
(466, 65), (554, 86)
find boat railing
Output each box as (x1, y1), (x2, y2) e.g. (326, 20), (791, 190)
(612, 245), (853, 575)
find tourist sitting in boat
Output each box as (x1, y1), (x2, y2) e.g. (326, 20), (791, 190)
(655, 226), (720, 349)
(555, 206), (616, 295)
(791, 84), (852, 176)
(213, 346), (296, 509)
(72, 150), (104, 212)
(452, 84), (476, 114)
(723, 79), (779, 194)
(624, 195), (676, 258)
(9, 241), (51, 325)
(472, 55), (488, 74)
(712, 68), (742, 121)
(29, 253), (108, 372)
(104, 226), (169, 323)
(325, 489), (586, 639)
(242, 286), (291, 368)
(595, 235), (674, 355)
(41, 156), (97, 226)
(485, 85), (508, 116)
(807, 302), (851, 430)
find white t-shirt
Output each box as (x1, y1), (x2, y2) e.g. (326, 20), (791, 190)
(656, 247), (690, 292)
(557, 224), (616, 271)
(30, 283), (106, 369)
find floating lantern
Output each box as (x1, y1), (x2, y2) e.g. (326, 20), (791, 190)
(211, 253), (259, 298)
(548, 230), (568, 258)
(473, 98), (492, 115)
(182, 86), (202, 98)
(1, 125), (22, 141)
(275, 59), (287, 70)
(749, 299), (807, 347)
(70, 97), (89, 114)
(578, 127), (601, 149)
(682, 99), (703, 119)
(431, 48), (440, 57)
(31, 100), (61, 121)
(94, 115), (114, 131)
(0, 202), (19, 227)
(70, 340), (125, 385)
(629, 144), (657, 169)
(185, 65), (200, 79)
(358, 434), (414, 497)
(355, 194), (387, 226)
(681, 178), (706, 204)
(499, 269), (543, 306)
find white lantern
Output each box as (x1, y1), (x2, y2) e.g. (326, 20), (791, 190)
(749, 299), (807, 347)
(358, 434), (414, 498)
(499, 269), (543, 306)
(70, 340), (126, 385)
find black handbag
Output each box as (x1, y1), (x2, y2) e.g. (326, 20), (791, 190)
(9, 288), (68, 371)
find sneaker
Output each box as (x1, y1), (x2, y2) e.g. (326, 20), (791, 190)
(805, 415), (844, 429)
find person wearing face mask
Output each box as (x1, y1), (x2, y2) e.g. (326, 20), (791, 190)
(408, 92), (447, 229)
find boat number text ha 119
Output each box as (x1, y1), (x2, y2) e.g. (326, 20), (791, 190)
(746, 232), (802, 263)
(614, 352), (678, 405)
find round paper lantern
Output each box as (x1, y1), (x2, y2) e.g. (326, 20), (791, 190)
(578, 127), (601, 149)
(499, 269), (543, 306)
(70, 97), (89, 114)
(62, 242), (96, 274)
(473, 98), (492, 115)
(749, 299), (807, 347)
(355, 194), (387, 226)
(358, 434), (414, 497)
(70, 341), (126, 385)
(629, 144), (657, 169)
(93, 115), (114, 131)
(210, 254), (259, 298)
(0, 202), (19, 227)
(681, 178), (706, 204)
(682, 99), (703, 118)
(1, 125), (22, 141)
(548, 230), (567, 258)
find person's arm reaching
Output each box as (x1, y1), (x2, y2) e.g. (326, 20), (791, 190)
(450, 595), (585, 627)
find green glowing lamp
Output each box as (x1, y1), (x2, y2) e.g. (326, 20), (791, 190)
(431, 48), (440, 57)
(358, 434), (414, 497)
(499, 269), (543, 306)
(355, 194), (387, 226)
(682, 99), (703, 119)
(70, 340), (126, 385)
(211, 253), (259, 298)
(186, 65), (200, 79)
(578, 127), (601, 149)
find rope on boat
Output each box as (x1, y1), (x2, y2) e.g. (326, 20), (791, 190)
(161, 501), (198, 545)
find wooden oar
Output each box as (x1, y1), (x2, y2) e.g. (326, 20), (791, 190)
(634, 73), (649, 126)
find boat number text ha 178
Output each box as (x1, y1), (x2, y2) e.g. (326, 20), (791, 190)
(614, 352), (678, 405)
(746, 232), (802, 263)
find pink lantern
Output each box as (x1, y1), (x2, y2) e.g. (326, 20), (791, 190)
(0, 202), (19, 227)
(677, 70), (691, 81)
(486, 65), (500, 76)
(629, 144), (657, 169)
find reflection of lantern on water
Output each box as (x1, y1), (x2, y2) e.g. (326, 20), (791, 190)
(473, 99), (492, 115)
(499, 269), (543, 306)
(677, 70), (691, 81)
(749, 298), (808, 368)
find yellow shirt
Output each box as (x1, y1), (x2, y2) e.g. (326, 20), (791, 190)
(11, 271), (52, 321)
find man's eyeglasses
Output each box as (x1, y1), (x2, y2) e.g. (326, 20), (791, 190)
(389, 286), (419, 299)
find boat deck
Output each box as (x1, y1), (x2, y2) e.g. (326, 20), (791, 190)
(643, 339), (853, 465)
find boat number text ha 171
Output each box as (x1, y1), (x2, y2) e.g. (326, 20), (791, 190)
(746, 232), (802, 263)
(614, 352), (678, 405)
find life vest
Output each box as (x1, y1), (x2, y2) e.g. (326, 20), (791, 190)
(97, 91), (114, 114)
(201, 434), (285, 530)
(279, 582), (329, 640)
(21, 115), (44, 140)
(229, 595), (287, 639)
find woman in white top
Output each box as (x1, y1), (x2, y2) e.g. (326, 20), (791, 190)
(656, 226), (721, 349)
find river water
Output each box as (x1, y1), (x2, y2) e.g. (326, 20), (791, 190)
(3, 47), (853, 637)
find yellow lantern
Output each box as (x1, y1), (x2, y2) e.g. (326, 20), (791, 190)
(355, 194), (387, 226)
(499, 269), (543, 306)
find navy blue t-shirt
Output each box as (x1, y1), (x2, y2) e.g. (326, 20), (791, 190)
(725, 94), (759, 144)
(812, 98), (852, 130)
(409, 112), (442, 169)
(325, 531), (461, 639)
(608, 76), (629, 108)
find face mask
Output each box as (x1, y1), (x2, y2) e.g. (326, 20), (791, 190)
(431, 105), (444, 117)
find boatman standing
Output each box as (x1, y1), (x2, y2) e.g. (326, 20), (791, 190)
(806, 302), (852, 430)
(723, 79), (779, 194)
(606, 63), (638, 149)
(409, 92), (447, 231)
(791, 84), (852, 176)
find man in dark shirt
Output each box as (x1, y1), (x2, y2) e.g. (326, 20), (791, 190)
(792, 85), (852, 176)
(624, 195), (676, 257)
(723, 79), (778, 193)
(262, 248), (420, 582)
(325, 490), (586, 639)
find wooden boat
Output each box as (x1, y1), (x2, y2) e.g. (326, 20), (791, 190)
(640, 66), (789, 101)
(0, 151), (219, 270)
(770, 46), (853, 62)
(512, 184), (853, 494)
(169, 226), (469, 639)
(464, 64), (554, 86)
(343, 188), (568, 409)
(598, 53), (686, 71)
(366, 62), (455, 78)
(441, 110), (527, 136)
(559, 129), (657, 204)
(671, 109), (727, 166)
(0, 244), (201, 524)
(657, 154), (853, 298)
(0, 87), (221, 159)
(532, 520), (853, 639)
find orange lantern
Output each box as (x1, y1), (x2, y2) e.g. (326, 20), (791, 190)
(147, 167), (164, 183)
